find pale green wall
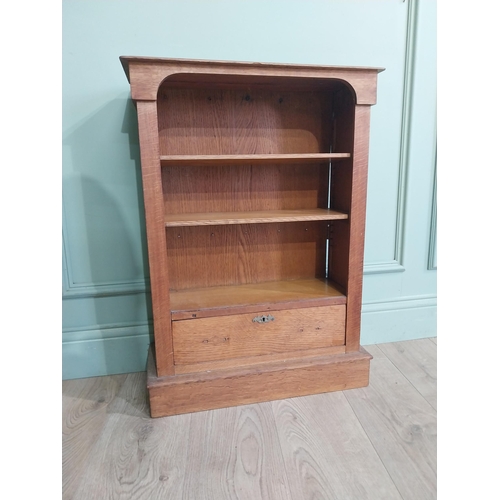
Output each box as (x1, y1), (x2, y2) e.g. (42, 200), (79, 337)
(62, 0), (436, 379)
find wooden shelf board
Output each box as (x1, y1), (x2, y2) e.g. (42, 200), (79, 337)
(170, 278), (346, 320)
(160, 153), (350, 166)
(165, 208), (348, 227)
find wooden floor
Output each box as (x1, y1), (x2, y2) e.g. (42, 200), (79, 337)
(62, 338), (437, 500)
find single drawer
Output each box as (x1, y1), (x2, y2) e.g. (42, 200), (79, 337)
(172, 305), (345, 365)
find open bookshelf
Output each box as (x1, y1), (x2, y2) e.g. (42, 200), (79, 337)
(121, 56), (383, 417)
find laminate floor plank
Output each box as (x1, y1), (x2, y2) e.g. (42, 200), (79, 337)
(72, 372), (192, 500)
(62, 375), (126, 500)
(345, 345), (437, 500)
(271, 391), (402, 500)
(182, 402), (292, 500)
(429, 337), (437, 345)
(378, 339), (437, 410)
(62, 338), (437, 500)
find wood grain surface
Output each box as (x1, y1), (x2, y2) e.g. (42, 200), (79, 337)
(71, 373), (193, 500)
(136, 101), (173, 376)
(164, 209), (347, 227)
(346, 345), (437, 500)
(166, 222), (328, 290)
(173, 345), (346, 375)
(378, 339), (437, 410)
(344, 104), (371, 352)
(157, 88), (333, 155)
(170, 278), (346, 320)
(62, 375), (126, 500)
(272, 393), (402, 499)
(147, 347), (371, 417)
(121, 56), (381, 104)
(172, 305), (346, 365)
(63, 338), (435, 500)
(160, 152), (350, 165)
(162, 163), (330, 215)
(123, 57), (380, 415)
(182, 403), (292, 499)
(328, 85), (355, 290)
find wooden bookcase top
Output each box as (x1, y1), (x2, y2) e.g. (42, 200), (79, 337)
(120, 56), (384, 104)
(120, 55), (385, 81)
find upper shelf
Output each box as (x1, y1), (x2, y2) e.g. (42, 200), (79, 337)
(164, 208), (348, 227)
(160, 153), (350, 167)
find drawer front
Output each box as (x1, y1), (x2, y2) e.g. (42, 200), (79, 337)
(172, 305), (345, 365)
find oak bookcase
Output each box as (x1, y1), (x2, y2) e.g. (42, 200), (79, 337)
(120, 56), (383, 417)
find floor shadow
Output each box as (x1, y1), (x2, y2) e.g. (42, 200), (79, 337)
(62, 372), (150, 418)
(107, 372), (150, 418)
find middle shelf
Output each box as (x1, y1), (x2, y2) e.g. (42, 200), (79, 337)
(164, 208), (348, 227)
(160, 153), (351, 166)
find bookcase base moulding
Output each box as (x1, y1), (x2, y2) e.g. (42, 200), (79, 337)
(120, 56), (383, 418)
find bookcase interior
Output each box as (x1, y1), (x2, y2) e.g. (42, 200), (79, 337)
(158, 76), (354, 316)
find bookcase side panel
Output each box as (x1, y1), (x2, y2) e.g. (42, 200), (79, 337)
(328, 85), (355, 291)
(136, 101), (174, 376)
(345, 105), (371, 352)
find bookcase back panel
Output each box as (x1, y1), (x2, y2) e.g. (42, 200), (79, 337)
(157, 88), (333, 155)
(162, 164), (329, 214)
(166, 222), (327, 290)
